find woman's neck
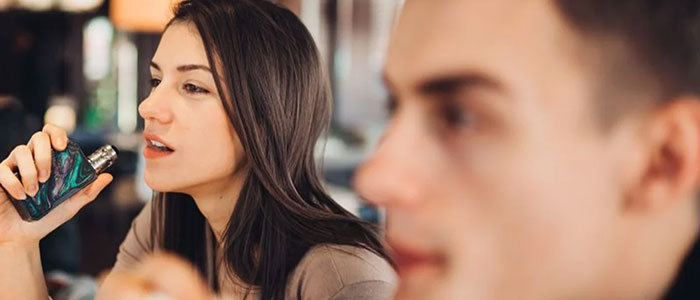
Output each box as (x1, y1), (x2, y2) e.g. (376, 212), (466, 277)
(184, 171), (248, 242)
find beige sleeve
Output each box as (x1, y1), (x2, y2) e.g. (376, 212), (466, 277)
(110, 201), (154, 273)
(286, 244), (397, 300)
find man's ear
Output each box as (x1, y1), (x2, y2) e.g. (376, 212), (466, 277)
(626, 97), (700, 213)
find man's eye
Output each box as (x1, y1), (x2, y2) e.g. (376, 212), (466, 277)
(434, 97), (474, 135)
(442, 103), (471, 127)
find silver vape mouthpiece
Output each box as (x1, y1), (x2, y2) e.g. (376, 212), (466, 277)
(88, 145), (118, 174)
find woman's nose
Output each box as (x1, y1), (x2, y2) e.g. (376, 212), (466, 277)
(138, 87), (174, 124)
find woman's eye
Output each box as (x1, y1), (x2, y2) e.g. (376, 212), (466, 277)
(183, 83), (209, 94)
(150, 78), (161, 88)
(386, 95), (398, 116)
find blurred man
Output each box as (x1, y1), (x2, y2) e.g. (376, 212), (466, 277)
(355, 0), (700, 299)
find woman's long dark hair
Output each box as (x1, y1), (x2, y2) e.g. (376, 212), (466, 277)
(149, 1), (390, 299)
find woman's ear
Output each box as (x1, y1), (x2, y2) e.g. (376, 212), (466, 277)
(626, 97), (700, 213)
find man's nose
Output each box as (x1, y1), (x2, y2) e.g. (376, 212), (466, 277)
(354, 114), (431, 208)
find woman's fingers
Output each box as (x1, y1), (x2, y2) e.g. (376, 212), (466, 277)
(27, 132), (52, 183)
(41, 123), (68, 151)
(0, 163), (25, 200)
(9, 146), (38, 197)
(138, 254), (211, 300)
(97, 254), (212, 300)
(98, 272), (152, 300)
(0, 125), (67, 201)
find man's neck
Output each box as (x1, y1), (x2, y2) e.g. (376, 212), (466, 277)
(604, 197), (700, 299)
(664, 233), (700, 299)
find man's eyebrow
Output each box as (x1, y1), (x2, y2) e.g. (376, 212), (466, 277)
(381, 71), (505, 98)
(417, 72), (503, 96)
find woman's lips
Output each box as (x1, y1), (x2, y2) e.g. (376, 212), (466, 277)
(143, 145), (174, 159)
(142, 132), (176, 159)
(143, 132), (176, 151)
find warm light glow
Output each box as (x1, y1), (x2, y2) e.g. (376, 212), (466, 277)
(17, 0), (54, 11)
(116, 35), (138, 133)
(110, 0), (179, 32)
(45, 100), (77, 134)
(83, 17), (114, 81)
(57, 0), (103, 12)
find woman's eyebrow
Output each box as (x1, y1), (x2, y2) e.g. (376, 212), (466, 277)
(149, 61), (212, 73)
(176, 64), (211, 73)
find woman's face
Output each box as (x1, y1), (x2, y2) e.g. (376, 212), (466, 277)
(138, 22), (245, 194)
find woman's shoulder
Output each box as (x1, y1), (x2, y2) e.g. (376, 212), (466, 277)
(112, 201), (155, 272)
(300, 244), (396, 282)
(286, 244), (397, 300)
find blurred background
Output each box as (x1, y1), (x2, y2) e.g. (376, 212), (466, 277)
(0, 0), (401, 295)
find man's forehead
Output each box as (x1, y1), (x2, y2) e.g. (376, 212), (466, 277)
(385, 0), (575, 90)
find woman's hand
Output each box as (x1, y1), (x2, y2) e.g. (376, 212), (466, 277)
(0, 123), (113, 247)
(0, 124), (113, 300)
(98, 253), (214, 300)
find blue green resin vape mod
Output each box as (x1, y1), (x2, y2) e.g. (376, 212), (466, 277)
(9, 140), (118, 221)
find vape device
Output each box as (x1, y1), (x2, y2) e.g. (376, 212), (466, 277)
(7, 140), (118, 221)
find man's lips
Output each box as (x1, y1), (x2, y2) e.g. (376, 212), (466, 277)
(390, 240), (444, 275)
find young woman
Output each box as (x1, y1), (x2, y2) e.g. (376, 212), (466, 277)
(0, 0), (396, 299)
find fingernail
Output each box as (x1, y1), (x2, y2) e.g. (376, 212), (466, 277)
(28, 184), (37, 196)
(39, 170), (48, 183)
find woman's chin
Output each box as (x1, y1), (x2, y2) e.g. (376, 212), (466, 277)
(144, 176), (182, 193)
